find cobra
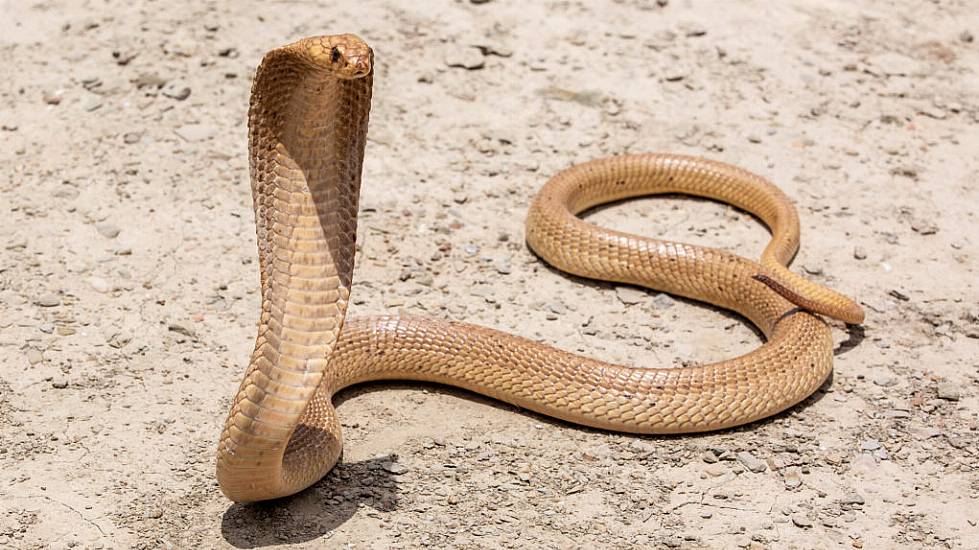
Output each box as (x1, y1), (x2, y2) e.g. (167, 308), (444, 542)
(216, 34), (864, 503)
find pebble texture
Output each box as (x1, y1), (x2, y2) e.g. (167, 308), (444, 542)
(0, 0), (977, 548)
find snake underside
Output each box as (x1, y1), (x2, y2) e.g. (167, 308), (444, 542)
(215, 34), (864, 503)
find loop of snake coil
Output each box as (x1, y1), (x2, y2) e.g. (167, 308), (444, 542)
(216, 34), (864, 503)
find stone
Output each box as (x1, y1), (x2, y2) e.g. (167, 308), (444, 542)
(82, 95), (103, 112)
(88, 277), (112, 294)
(936, 382), (961, 401)
(872, 374), (898, 387)
(175, 124), (216, 142)
(445, 47), (485, 70)
(162, 81), (191, 100)
(134, 73), (168, 88)
(51, 375), (69, 389)
(36, 294), (61, 307)
(859, 439), (880, 451)
(792, 513), (813, 528)
(615, 286), (646, 305)
(737, 451), (767, 473)
(382, 461), (408, 475)
(651, 293), (675, 309)
(95, 223), (121, 239)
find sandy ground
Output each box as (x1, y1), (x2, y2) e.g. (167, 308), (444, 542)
(1, 0), (978, 548)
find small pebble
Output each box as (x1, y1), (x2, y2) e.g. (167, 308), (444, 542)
(936, 381), (961, 401)
(382, 461), (408, 475)
(791, 513), (813, 528)
(162, 81), (191, 100)
(43, 90), (64, 105)
(737, 451), (768, 473)
(853, 246), (867, 260)
(872, 374), (898, 387)
(615, 286), (646, 306)
(859, 439), (880, 451)
(175, 124), (217, 142)
(96, 223), (121, 239)
(445, 47), (485, 70)
(51, 375), (69, 389)
(82, 95), (103, 112)
(36, 294), (61, 307)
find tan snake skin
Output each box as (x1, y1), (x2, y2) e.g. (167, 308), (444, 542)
(215, 35), (865, 503)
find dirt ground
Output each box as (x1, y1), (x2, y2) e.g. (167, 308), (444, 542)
(1, 0), (977, 548)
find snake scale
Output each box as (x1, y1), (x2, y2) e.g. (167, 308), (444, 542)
(215, 34), (864, 503)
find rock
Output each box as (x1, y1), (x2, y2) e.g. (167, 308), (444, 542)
(134, 73), (168, 88)
(791, 513), (813, 528)
(168, 323), (197, 339)
(494, 257), (512, 275)
(651, 293), (675, 309)
(474, 43), (513, 58)
(27, 349), (44, 365)
(872, 374), (898, 387)
(853, 246), (867, 260)
(36, 294), (61, 307)
(701, 450), (718, 464)
(909, 427), (942, 439)
(783, 468), (802, 489)
(888, 289), (910, 301)
(615, 286), (646, 305)
(960, 30), (974, 43)
(866, 53), (922, 76)
(51, 375), (69, 389)
(42, 90), (63, 105)
(112, 49), (137, 65)
(95, 223), (121, 239)
(89, 277), (110, 293)
(841, 492), (865, 506)
(382, 461), (408, 475)
(802, 264), (823, 276)
(108, 332), (132, 349)
(175, 124), (216, 142)
(911, 219), (938, 235)
(737, 451), (768, 473)
(445, 47), (485, 70)
(82, 95), (103, 112)
(859, 439), (880, 451)
(123, 132), (142, 144)
(704, 464), (726, 477)
(936, 381), (961, 401)
(162, 81), (191, 100)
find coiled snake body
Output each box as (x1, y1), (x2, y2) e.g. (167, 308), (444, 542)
(216, 35), (864, 503)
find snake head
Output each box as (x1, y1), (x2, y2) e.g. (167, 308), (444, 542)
(299, 34), (373, 79)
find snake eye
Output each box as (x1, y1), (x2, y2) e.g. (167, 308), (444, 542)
(330, 47), (341, 63)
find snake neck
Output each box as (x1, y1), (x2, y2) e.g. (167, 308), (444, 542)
(216, 46), (373, 502)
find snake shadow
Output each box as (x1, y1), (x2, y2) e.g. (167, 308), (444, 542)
(219, 453), (399, 548)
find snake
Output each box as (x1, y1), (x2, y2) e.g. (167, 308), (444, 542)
(215, 34), (864, 503)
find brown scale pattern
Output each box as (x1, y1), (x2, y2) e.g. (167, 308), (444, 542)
(216, 35), (863, 503)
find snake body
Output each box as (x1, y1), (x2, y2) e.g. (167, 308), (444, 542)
(216, 35), (864, 503)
